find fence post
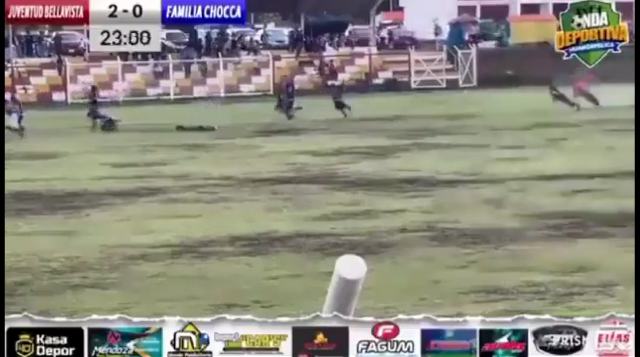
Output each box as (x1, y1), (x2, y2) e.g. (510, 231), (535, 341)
(322, 254), (368, 317)
(408, 48), (413, 87)
(169, 56), (174, 100)
(472, 45), (478, 86)
(64, 58), (70, 105)
(268, 51), (274, 95)
(218, 53), (225, 97)
(116, 57), (123, 103)
(367, 47), (373, 84)
(456, 46), (462, 87)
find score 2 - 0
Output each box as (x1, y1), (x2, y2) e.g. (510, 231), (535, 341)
(89, 0), (162, 52)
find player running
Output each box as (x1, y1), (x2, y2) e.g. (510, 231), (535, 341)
(549, 84), (581, 111)
(276, 76), (300, 120)
(572, 71), (601, 108)
(5, 93), (25, 138)
(87, 85), (118, 131)
(330, 82), (352, 118)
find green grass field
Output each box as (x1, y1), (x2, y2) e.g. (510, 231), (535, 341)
(5, 86), (635, 318)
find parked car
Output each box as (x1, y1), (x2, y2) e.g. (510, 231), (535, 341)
(475, 20), (510, 47)
(387, 28), (418, 49)
(256, 28), (290, 49)
(228, 27), (256, 40)
(346, 26), (372, 47)
(161, 29), (188, 53)
(50, 31), (88, 56)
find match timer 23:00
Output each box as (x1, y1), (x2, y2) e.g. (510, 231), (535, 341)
(89, 0), (161, 52)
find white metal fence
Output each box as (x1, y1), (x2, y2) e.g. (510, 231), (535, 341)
(65, 53), (276, 104)
(6, 49), (478, 105)
(409, 45), (478, 89)
(63, 48), (476, 105)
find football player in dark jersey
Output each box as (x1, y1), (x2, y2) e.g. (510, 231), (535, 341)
(330, 82), (352, 118)
(87, 85), (118, 131)
(281, 76), (298, 120)
(5, 93), (25, 138)
(549, 84), (580, 111)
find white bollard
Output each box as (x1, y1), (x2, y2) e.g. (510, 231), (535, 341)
(322, 254), (368, 317)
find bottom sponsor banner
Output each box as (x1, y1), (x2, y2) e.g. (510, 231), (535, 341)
(479, 328), (529, 357)
(87, 327), (163, 357)
(210, 322), (290, 356)
(4, 315), (635, 357)
(530, 324), (588, 356)
(595, 318), (635, 357)
(167, 322), (213, 357)
(422, 328), (477, 357)
(352, 321), (419, 357)
(6, 327), (84, 357)
(292, 326), (350, 357)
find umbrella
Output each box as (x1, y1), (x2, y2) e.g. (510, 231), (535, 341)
(449, 14), (479, 25)
(304, 14), (352, 36)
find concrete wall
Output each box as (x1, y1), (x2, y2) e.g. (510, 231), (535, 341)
(476, 44), (635, 87)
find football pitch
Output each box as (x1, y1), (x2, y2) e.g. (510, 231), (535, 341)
(5, 86), (635, 318)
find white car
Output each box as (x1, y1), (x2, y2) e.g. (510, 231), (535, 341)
(228, 27), (256, 39)
(161, 29), (188, 52)
(49, 31), (89, 56)
(254, 28), (292, 44)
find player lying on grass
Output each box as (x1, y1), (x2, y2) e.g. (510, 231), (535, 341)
(87, 85), (119, 132)
(5, 93), (25, 138)
(330, 82), (352, 118)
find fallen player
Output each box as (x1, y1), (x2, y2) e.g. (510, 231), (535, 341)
(87, 85), (119, 131)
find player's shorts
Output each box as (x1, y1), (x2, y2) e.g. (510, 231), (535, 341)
(88, 108), (110, 121)
(7, 112), (22, 129)
(284, 98), (294, 111)
(572, 83), (591, 96)
(334, 100), (346, 110)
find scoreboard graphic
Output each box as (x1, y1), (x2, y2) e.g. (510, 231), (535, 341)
(4, 0), (247, 52)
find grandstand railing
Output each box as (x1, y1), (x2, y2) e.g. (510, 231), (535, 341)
(64, 52), (276, 104)
(4, 48), (478, 105)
